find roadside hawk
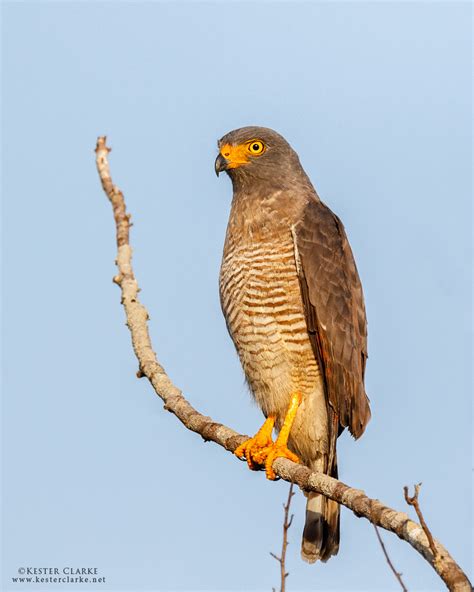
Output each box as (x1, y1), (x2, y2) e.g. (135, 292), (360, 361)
(215, 126), (371, 563)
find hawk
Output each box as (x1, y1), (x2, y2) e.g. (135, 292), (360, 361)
(215, 126), (371, 563)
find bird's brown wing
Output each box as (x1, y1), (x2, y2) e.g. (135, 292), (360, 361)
(293, 198), (371, 473)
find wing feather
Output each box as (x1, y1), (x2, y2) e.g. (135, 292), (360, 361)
(293, 198), (371, 472)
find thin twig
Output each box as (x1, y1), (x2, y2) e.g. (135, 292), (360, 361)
(404, 484), (438, 563)
(373, 524), (408, 591)
(270, 483), (295, 592)
(95, 136), (472, 592)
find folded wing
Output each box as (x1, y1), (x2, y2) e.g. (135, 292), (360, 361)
(293, 198), (371, 473)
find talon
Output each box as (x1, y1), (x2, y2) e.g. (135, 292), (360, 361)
(234, 416), (275, 470)
(235, 392), (303, 480)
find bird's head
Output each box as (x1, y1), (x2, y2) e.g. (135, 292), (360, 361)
(215, 126), (306, 190)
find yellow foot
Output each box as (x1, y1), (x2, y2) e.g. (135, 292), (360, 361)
(263, 391), (302, 479)
(234, 415), (275, 470)
(235, 393), (303, 479)
(265, 443), (300, 480)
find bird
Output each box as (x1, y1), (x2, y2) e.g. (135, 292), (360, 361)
(215, 126), (371, 563)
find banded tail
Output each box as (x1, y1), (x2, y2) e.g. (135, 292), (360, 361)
(301, 457), (340, 563)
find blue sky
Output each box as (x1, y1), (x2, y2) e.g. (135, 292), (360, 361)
(2, 2), (472, 591)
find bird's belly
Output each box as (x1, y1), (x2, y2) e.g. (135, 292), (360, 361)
(220, 239), (328, 457)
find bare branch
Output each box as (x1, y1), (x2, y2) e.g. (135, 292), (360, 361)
(95, 137), (472, 592)
(373, 524), (408, 592)
(404, 484), (438, 563)
(270, 483), (295, 592)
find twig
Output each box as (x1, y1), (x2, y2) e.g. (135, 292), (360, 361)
(95, 136), (472, 592)
(270, 483), (295, 592)
(404, 484), (438, 563)
(373, 524), (408, 591)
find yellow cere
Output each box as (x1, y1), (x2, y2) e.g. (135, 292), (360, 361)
(220, 139), (266, 169)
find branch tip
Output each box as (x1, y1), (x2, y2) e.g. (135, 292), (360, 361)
(404, 483), (438, 562)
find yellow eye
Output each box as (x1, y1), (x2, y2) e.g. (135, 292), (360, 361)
(247, 140), (265, 155)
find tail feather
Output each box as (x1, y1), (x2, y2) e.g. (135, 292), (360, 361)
(301, 494), (340, 563)
(301, 456), (340, 563)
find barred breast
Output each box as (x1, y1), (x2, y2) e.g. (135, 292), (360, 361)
(220, 233), (329, 461)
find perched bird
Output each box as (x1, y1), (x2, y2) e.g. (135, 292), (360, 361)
(215, 126), (371, 563)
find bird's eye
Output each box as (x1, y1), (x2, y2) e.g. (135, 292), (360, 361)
(247, 140), (265, 155)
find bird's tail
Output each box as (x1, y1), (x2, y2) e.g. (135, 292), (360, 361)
(301, 457), (340, 563)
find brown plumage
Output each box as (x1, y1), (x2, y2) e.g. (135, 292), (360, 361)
(216, 126), (371, 563)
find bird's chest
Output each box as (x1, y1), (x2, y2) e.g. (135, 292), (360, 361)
(219, 229), (315, 382)
(219, 231), (320, 419)
(220, 234), (301, 332)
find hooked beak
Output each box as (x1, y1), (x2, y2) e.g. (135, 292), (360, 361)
(214, 153), (229, 177)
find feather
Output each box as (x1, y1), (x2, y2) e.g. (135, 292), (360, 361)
(294, 197), (371, 474)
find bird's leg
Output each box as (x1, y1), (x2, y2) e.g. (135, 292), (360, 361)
(264, 392), (302, 480)
(234, 415), (276, 470)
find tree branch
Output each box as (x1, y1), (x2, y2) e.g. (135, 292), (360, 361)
(404, 483), (439, 565)
(270, 483), (295, 592)
(373, 524), (408, 592)
(95, 136), (472, 592)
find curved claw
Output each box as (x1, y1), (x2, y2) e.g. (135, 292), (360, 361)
(235, 394), (303, 480)
(234, 439), (272, 470)
(234, 415), (276, 470)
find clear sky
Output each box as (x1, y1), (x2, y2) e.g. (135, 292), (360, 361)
(2, 2), (472, 591)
